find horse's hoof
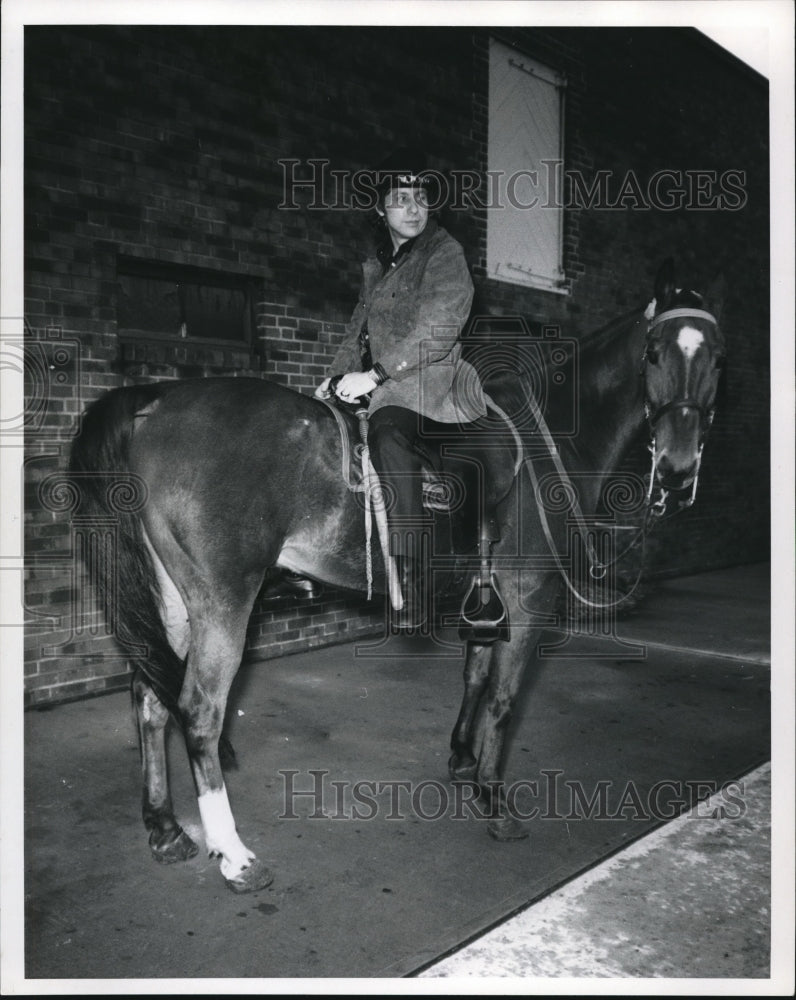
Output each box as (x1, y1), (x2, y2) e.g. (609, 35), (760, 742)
(150, 827), (199, 864)
(224, 859), (275, 894)
(487, 814), (529, 841)
(448, 753), (477, 781)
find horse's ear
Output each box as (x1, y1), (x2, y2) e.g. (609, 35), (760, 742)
(703, 272), (727, 325)
(654, 258), (677, 309)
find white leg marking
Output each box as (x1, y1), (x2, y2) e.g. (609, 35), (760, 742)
(198, 785), (256, 880)
(142, 526), (190, 659)
(677, 326), (704, 359)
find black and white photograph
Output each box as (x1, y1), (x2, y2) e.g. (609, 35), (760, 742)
(1, 0), (793, 993)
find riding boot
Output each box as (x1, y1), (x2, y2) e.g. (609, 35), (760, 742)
(393, 554), (428, 629)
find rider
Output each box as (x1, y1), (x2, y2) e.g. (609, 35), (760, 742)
(316, 148), (487, 627)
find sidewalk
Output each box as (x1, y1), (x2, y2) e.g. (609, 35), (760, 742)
(420, 562), (785, 987)
(420, 762), (775, 981)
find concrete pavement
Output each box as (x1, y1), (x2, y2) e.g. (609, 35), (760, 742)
(12, 561), (790, 992)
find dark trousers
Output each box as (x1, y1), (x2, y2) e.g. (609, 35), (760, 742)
(367, 405), (465, 558)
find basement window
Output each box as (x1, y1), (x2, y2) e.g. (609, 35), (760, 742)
(115, 256), (261, 374)
(117, 256), (256, 344)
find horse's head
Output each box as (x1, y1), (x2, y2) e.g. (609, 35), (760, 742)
(641, 259), (726, 503)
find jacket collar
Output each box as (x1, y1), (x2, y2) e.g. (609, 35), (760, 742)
(375, 218), (439, 274)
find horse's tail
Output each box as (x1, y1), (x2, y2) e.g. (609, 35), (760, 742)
(69, 383), (186, 715)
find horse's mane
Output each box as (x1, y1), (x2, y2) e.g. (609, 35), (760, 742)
(577, 286), (707, 352)
(576, 304), (647, 358)
(466, 284), (712, 426)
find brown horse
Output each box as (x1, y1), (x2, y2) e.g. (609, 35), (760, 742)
(68, 259), (725, 891)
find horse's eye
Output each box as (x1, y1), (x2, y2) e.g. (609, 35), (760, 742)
(646, 347), (659, 365)
(714, 355), (726, 371)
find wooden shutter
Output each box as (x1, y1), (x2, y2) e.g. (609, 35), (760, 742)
(487, 38), (567, 293)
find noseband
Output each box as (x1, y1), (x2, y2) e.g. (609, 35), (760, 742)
(642, 306), (720, 510)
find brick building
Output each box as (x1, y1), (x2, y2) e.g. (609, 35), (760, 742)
(22, 25), (769, 705)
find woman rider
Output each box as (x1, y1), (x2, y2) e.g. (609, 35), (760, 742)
(315, 149), (487, 627)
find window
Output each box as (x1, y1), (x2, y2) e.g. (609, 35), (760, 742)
(487, 38), (567, 293)
(115, 256), (261, 375)
(116, 257), (256, 344)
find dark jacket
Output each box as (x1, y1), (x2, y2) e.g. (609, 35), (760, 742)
(329, 220), (487, 423)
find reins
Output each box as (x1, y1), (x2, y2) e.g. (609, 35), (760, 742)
(520, 379), (651, 610)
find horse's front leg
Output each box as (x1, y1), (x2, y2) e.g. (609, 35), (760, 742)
(179, 613), (273, 894)
(449, 642), (492, 780)
(471, 565), (560, 840)
(473, 629), (540, 841)
(132, 669), (199, 863)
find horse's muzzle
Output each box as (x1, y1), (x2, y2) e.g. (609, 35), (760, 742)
(654, 451), (700, 493)
(656, 467), (697, 492)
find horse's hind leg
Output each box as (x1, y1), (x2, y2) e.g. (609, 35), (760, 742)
(179, 607), (273, 894)
(132, 670), (198, 863)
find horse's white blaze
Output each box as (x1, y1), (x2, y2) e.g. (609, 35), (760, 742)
(198, 785), (257, 879)
(142, 526), (190, 659)
(677, 326), (704, 359)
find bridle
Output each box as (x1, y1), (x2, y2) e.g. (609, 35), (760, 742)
(641, 306), (720, 515)
(527, 303), (723, 609)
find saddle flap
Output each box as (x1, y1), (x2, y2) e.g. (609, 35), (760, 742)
(416, 414), (520, 519)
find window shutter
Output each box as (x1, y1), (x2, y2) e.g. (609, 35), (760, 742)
(487, 38), (567, 293)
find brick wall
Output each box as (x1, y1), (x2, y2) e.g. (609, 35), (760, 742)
(22, 26), (768, 705)
(467, 27), (769, 576)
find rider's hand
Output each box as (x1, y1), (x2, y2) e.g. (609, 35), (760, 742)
(335, 371), (378, 402)
(314, 377), (332, 399)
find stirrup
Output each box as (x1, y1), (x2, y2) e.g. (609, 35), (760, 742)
(458, 537), (509, 644)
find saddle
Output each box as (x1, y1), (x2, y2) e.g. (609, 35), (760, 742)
(320, 391), (522, 642)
